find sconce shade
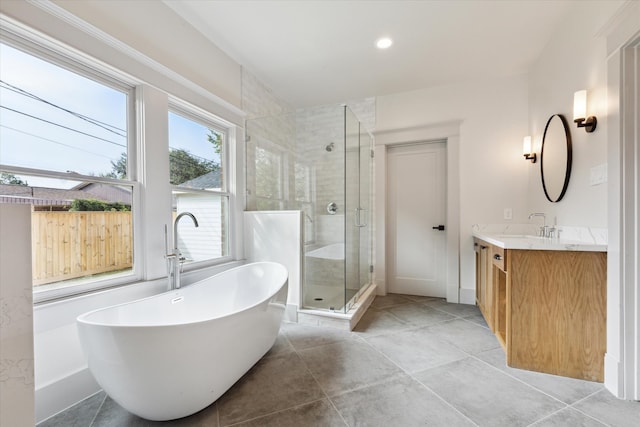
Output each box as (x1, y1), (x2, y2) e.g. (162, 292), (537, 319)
(573, 90), (587, 121)
(523, 136), (532, 155)
(573, 90), (597, 133)
(523, 135), (536, 163)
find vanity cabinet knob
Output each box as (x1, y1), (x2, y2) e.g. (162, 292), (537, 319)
(494, 254), (502, 261)
(480, 245), (487, 250)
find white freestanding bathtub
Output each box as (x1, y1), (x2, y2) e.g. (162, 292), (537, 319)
(77, 262), (288, 421)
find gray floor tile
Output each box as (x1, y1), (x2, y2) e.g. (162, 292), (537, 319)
(365, 325), (468, 373)
(573, 389), (640, 427)
(331, 374), (475, 427)
(384, 302), (456, 326)
(216, 351), (324, 426)
(401, 295), (444, 303)
(263, 331), (295, 357)
(298, 340), (403, 396)
(476, 347), (604, 404)
(90, 396), (153, 427)
(369, 294), (414, 309)
(38, 391), (105, 427)
(423, 299), (482, 318)
(426, 318), (501, 354)
(415, 357), (565, 427)
(352, 308), (411, 336)
(531, 408), (607, 426)
(281, 321), (360, 351)
(91, 396), (219, 427)
(233, 399), (346, 427)
(461, 311), (490, 328)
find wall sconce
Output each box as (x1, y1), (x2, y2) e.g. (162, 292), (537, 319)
(573, 90), (597, 133)
(523, 135), (536, 163)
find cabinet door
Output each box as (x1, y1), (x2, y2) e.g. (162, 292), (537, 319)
(474, 240), (483, 306)
(475, 240), (493, 331)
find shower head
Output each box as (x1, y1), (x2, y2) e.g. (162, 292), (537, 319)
(325, 142), (335, 152)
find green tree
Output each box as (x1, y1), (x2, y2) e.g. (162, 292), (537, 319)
(103, 153), (127, 179)
(170, 148), (217, 185)
(105, 149), (219, 185)
(208, 129), (222, 155)
(0, 172), (28, 185)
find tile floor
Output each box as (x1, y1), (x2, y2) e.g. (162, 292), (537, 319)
(39, 294), (639, 426)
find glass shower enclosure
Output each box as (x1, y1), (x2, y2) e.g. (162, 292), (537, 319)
(246, 105), (373, 314)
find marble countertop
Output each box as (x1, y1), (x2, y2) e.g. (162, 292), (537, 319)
(472, 224), (607, 252)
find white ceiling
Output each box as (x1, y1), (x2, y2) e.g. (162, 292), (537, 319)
(166, 0), (575, 108)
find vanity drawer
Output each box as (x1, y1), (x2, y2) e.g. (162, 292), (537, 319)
(492, 246), (506, 271)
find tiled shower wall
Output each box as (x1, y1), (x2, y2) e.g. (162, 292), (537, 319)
(243, 72), (375, 242)
(242, 67), (376, 307)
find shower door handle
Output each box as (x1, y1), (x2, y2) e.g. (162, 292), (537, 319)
(355, 208), (367, 227)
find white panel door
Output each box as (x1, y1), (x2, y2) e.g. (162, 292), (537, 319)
(387, 142), (446, 297)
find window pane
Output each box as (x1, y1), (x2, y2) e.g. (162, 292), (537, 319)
(168, 111), (223, 190)
(168, 109), (228, 264)
(0, 175), (134, 291)
(0, 43), (129, 178)
(172, 191), (228, 261)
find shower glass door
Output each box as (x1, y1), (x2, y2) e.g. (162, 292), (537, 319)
(358, 127), (372, 300)
(344, 107), (371, 311)
(344, 107), (360, 309)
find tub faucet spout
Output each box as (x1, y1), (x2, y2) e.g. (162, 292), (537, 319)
(166, 212), (199, 290)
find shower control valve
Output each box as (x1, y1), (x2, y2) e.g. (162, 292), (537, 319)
(327, 202), (338, 215)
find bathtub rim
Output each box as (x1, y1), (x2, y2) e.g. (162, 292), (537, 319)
(76, 261), (288, 328)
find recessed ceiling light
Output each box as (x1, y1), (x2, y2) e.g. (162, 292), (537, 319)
(376, 37), (393, 49)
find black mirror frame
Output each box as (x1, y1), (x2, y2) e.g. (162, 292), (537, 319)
(540, 114), (572, 203)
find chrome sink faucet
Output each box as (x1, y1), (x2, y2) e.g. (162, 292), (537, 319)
(528, 212), (555, 238)
(165, 212), (199, 290)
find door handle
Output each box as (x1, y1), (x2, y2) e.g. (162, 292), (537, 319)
(355, 208), (367, 227)
(432, 225), (445, 231)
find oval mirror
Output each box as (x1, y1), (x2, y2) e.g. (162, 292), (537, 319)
(540, 114), (572, 202)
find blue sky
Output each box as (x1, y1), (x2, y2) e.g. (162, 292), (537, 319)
(0, 42), (219, 189)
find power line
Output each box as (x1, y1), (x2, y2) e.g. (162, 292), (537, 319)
(0, 124), (115, 160)
(168, 146), (218, 164)
(0, 80), (127, 137)
(0, 106), (126, 148)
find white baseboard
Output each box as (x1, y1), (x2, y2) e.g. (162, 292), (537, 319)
(604, 352), (624, 399)
(36, 368), (100, 424)
(284, 304), (298, 323)
(458, 288), (476, 305)
(447, 284), (460, 303)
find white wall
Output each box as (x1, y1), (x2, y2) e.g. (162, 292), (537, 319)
(375, 75), (530, 297)
(526, 0), (625, 227)
(244, 211), (302, 320)
(52, 0), (242, 108)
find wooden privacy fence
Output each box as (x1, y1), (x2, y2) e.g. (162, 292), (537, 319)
(32, 211), (133, 286)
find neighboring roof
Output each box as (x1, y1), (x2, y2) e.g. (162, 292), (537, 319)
(0, 182), (132, 205)
(179, 170), (222, 190)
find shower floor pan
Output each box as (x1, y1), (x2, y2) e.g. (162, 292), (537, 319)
(298, 283), (377, 331)
(302, 284), (358, 311)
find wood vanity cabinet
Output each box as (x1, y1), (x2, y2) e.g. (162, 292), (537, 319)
(474, 238), (607, 382)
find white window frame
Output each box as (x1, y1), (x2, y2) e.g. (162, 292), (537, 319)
(168, 98), (234, 270)
(1, 24), (140, 303)
(1, 15), (243, 303)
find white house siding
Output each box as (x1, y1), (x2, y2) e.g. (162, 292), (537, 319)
(176, 193), (224, 261)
